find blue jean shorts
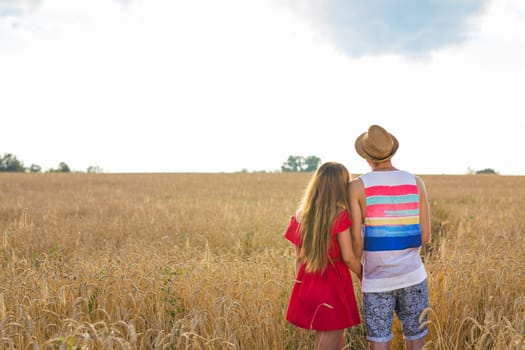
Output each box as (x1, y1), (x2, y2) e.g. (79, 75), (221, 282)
(363, 279), (428, 343)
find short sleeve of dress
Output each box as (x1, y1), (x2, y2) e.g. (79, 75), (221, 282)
(331, 211), (351, 235)
(284, 215), (301, 247)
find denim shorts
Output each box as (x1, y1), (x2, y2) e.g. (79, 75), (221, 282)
(363, 279), (428, 343)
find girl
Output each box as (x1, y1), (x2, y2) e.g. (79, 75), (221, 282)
(284, 162), (362, 350)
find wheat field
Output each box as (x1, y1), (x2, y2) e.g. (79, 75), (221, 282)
(0, 172), (523, 349)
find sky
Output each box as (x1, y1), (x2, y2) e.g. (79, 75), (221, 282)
(1, 0), (524, 175)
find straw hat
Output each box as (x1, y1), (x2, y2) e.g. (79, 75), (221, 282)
(355, 125), (399, 162)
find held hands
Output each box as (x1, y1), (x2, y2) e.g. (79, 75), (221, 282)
(357, 264), (363, 282)
(350, 262), (363, 282)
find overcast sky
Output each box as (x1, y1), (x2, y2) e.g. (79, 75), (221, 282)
(1, 0), (524, 175)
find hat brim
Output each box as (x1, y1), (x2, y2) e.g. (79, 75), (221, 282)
(355, 132), (399, 162)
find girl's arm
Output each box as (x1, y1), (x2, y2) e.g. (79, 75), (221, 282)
(349, 179), (365, 262)
(337, 229), (362, 280)
(294, 245), (302, 273)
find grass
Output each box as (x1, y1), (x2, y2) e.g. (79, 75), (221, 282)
(0, 172), (523, 349)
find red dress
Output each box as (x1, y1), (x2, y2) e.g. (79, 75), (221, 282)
(284, 211), (361, 331)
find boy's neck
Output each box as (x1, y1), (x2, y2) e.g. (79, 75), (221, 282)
(368, 160), (397, 172)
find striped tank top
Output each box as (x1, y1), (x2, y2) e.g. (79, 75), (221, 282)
(360, 170), (427, 293)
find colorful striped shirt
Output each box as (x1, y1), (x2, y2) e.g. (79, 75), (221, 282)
(360, 170), (427, 293)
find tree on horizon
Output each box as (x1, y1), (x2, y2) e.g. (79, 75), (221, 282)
(281, 155), (321, 172)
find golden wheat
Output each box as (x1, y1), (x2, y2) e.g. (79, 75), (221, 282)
(0, 173), (523, 349)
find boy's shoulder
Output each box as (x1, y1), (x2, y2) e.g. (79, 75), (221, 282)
(349, 177), (365, 196)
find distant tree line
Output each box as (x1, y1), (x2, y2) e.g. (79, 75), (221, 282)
(466, 166), (498, 175)
(0, 153), (102, 173)
(475, 168), (497, 174)
(281, 155), (321, 172)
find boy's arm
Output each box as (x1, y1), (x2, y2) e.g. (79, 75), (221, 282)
(416, 176), (431, 244)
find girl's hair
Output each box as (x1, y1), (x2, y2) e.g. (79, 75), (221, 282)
(299, 162), (351, 273)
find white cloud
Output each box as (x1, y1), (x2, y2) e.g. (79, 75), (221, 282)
(0, 0), (524, 174)
(278, 0), (490, 57)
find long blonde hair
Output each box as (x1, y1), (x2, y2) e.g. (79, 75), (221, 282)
(298, 162), (351, 273)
